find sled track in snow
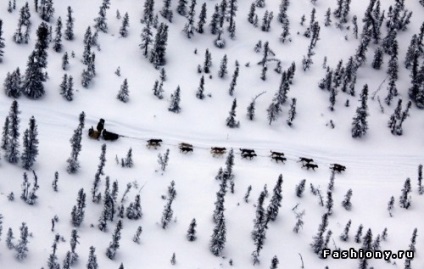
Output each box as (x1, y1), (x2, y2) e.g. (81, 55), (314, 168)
(110, 129), (422, 175)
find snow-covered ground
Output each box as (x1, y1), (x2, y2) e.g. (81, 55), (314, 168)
(0, 0), (423, 268)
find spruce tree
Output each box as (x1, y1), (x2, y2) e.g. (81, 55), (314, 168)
(228, 0), (238, 32)
(186, 218), (197, 241)
(21, 116), (39, 170)
(1, 117), (10, 151)
(47, 234), (60, 269)
(248, 3), (256, 24)
(394, 100), (411, 136)
(143, 0), (154, 22)
(267, 102), (278, 125)
(418, 164), (423, 195)
(71, 188), (86, 227)
(5, 100), (20, 164)
(177, 0), (187, 16)
(22, 51), (45, 99)
(325, 191), (333, 215)
(106, 220), (122, 260)
(62, 52), (69, 70)
(354, 224), (363, 243)
(117, 78), (129, 103)
(87, 246), (98, 269)
(295, 179), (306, 198)
(160, 0), (173, 22)
(266, 174), (283, 221)
(287, 98), (297, 126)
(362, 228), (373, 251)
(324, 8), (331, 27)
(64, 6), (74, 40)
(13, 3), (31, 44)
(132, 226), (142, 243)
(53, 17), (63, 52)
(4, 68), (22, 98)
(372, 234), (381, 251)
(168, 86), (181, 113)
(352, 15), (358, 39)
(387, 196), (395, 217)
(399, 178), (411, 209)
(228, 65), (239, 96)
(341, 189), (353, 210)
(197, 3), (207, 33)
(310, 213), (329, 255)
(0, 20), (5, 62)
(218, 54), (228, 78)
(94, 0), (110, 33)
(68, 229), (79, 265)
(150, 23), (169, 68)
(371, 47), (383, 69)
(209, 214), (226, 256)
(15, 222), (29, 261)
(203, 49), (212, 73)
(340, 219), (351, 241)
(66, 112), (84, 174)
(140, 22), (153, 58)
(7, 1), (12, 13)
(39, 0), (55, 22)
(119, 12), (129, 37)
(64, 76), (74, 101)
(183, 0), (196, 38)
(255, 0), (265, 8)
(60, 74), (68, 96)
(209, 4), (220, 35)
(270, 255), (279, 269)
(252, 189), (267, 243)
(351, 84), (369, 138)
(126, 194), (142, 220)
(6, 227), (14, 249)
(161, 197), (174, 229)
(246, 99), (256, 121)
(226, 98), (239, 128)
(196, 75), (205, 99)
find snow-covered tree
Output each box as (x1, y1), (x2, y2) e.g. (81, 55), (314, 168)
(186, 218), (197, 241)
(71, 188), (86, 227)
(310, 213), (329, 255)
(39, 0), (55, 22)
(197, 3), (207, 33)
(87, 246), (98, 269)
(340, 219), (351, 241)
(15, 222), (30, 260)
(21, 116), (39, 170)
(53, 17), (63, 52)
(0, 19), (5, 62)
(106, 220), (123, 259)
(150, 23), (169, 68)
(168, 86), (181, 113)
(342, 189), (353, 210)
(196, 75), (205, 99)
(66, 113), (84, 174)
(161, 197), (174, 229)
(126, 194), (142, 220)
(64, 6), (74, 40)
(94, 0), (110, 33)
(399, 178), (412, 209)
(117, 78), (129, 103)
(5, 100), (20, 163)
(266, 174), (283, 221)
(351, 84), (369, 138)
(226, 98), (240, 128)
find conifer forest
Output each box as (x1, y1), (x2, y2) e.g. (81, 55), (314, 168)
(0, 0), (423, 268)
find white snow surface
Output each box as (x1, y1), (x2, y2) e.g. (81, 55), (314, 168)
(0, 0), (423, 268)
